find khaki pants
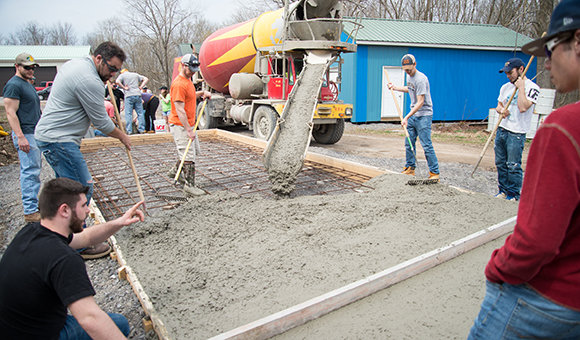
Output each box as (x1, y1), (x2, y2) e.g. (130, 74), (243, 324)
(170, 124), (199, 162)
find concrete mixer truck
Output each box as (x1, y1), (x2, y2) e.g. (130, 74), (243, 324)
(195, 0), (359, 144)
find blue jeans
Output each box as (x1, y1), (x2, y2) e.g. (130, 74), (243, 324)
(12, 133), (42, 215)
(60, 313), (130, 339)
(494, 127), (525, 199)
(94, 129), (108, 137)
(125, 95), (145, 134)
(405, 115), (439, 174)
(37, 141), (93, 203)
(467, 281), (580, 340)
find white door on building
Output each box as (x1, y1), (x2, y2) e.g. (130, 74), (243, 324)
(381, 66), (405, 119)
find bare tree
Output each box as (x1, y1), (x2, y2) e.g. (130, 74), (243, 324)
(47, 22), (78, 46)
(122, 0), (195, 87)
(84, 18), (126, 53)
(6, 21), (48, 45)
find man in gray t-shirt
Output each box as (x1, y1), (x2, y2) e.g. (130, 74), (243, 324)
(387, 54), (440, 180)
(34, 42), (131, 260)
(116, 69), (148, 134)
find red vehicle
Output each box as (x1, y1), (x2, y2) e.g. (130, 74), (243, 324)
(35, 80), (53, 91)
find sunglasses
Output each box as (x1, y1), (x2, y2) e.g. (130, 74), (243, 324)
(21, 65), (36, 71)
(102, 57), (121, 73)
(544, 33), (573, 59)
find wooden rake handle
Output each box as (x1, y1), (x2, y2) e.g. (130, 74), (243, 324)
(106, 81), (146, 211)
(383, 68), (414, 153)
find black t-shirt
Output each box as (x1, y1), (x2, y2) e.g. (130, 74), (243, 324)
(2, 76), (42, 134)
(0, 223), (95, 339)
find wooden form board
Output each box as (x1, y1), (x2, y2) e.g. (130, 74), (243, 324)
(208, 216), (517, 340)
(89, 201), (172, 340)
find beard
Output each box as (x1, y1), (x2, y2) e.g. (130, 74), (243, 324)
(69, 212), (85, 233)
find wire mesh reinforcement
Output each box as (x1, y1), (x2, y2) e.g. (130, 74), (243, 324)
(82, 134), (372, 221)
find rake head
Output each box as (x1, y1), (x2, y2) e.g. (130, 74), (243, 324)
(406, 179), (440, 186)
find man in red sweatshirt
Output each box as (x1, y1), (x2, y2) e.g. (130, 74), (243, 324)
(467, 0), (580, 338)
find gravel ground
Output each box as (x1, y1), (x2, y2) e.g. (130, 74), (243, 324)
(0, 122), (499, 339)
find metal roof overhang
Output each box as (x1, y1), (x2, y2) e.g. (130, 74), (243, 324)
(356, 40), (522, 52)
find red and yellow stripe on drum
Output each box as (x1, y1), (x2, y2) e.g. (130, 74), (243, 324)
(199, 8), (285, 93)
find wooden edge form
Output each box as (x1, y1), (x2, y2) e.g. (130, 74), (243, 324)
(208, 216), (517, 340)
(88, 201), (172, 340)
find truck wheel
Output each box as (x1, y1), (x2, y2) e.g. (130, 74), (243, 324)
(198, 102), (220, 130)
(312, 119), (345, 144)
(252, 106), (277, 140)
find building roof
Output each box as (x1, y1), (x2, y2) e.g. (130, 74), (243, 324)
(344, 18), (534, 51)
(0, 45), (91, 62)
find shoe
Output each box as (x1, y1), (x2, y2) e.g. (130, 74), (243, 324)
(147, 130), (155, 134)
(428, 172), (440, 181)
(401, 166), (415, 176)
(495, 192), (507, 199)
(79, 242), (112, 260)
(24, 211), (41, 223)
(506, 195), (518, 202)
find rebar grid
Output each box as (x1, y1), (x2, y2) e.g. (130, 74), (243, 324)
(82, 134), (372, 221)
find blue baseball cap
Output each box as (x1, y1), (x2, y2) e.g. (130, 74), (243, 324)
(181, 54), (200, 72)
(522, 0), (580, 56)
(499, 58), (525, 73)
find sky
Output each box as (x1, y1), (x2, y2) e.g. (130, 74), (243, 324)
(0, 0), (238, 43)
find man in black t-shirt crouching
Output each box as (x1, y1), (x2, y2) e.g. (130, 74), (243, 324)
(0, 178), (144, 339)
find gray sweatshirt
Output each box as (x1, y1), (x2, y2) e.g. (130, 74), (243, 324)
(35, 55), (115, 146)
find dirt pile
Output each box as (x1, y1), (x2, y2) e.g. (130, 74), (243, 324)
(115, 172), (517, 339)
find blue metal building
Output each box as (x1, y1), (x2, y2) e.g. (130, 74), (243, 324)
(341, 18), (537, 122)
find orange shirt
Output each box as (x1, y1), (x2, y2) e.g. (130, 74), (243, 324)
(169, 74), (197, 127)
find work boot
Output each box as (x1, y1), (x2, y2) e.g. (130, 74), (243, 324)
(401, 166), (415, 176)
(79, 242), (112, 260)
(183, 161), (195, 187)
(167, 161), (185, 183)
(24, 211), (41, 223)
(428, 172), (440, 181)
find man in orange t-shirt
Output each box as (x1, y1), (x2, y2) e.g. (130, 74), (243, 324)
(168, 54), (210, 190)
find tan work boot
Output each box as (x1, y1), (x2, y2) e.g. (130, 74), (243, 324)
(401, 166), (415, 176)
(79, 242), (112, 260)
(428, 172), (440, 181)
(24, 211), (41, 223)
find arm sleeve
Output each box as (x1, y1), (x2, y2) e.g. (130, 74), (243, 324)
(75, 79), (115, 134)
(525, 83), (540, 104)
(485, 122), (580, 284)
(52, 254), (95, 306)
(3, 82), (21, 100)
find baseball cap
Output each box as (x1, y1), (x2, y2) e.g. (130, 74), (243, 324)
(15, 53), (39, 67)
(181, 54), (200, 72)
(401, 54), (416, 66)
(522, 0), (580, 56)
(499, 58), (525, 73)
(159, 86), (168, 90)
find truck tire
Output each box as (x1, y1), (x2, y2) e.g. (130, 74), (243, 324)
(312, 119), (345, 144)
(198, 102), (220, 130)
(252, 106), (277, 141)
